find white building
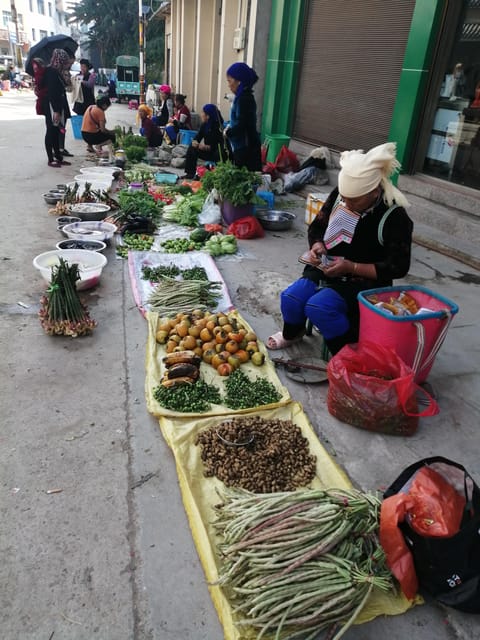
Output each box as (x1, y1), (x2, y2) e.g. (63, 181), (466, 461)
(0, 0), (74, 69)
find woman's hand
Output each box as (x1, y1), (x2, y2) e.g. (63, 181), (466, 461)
(53, 112), (60, 125)
(322, 259), (355, 278)
(307, 241), (326, 264)
(198, 142), (209, 151)
(191, 140), (199, 148)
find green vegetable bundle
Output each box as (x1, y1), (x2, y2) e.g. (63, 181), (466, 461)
(39, 258), (96, 337)
(147, 276), (222, 315)
(214, 487), (394, 640)
(117, 190), (161, 221)
(162, 192), (207, 226)
(201, 161), (260, 206)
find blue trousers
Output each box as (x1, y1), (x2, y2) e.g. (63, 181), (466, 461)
(280, 278), (350, 340)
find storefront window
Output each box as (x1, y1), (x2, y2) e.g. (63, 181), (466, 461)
(423, 0), (480, 190)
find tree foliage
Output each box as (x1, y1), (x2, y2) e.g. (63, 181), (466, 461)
(68, 0), (164, 80)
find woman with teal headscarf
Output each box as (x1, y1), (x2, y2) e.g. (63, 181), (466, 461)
(183, 104), (227, 179)
(224, 62), (262, 171)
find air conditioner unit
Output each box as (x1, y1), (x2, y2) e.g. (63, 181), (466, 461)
(233, 27), (245, 50)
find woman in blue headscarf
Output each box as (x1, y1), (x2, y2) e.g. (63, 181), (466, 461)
(183, 104), (227, 179)
(224, 62), (262, 171)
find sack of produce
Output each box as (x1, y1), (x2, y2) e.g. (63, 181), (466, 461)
(157, 148), (172, 163)
(381, 456), (480, 612)
(170, 157), (186, 168)
(327, 341), (438, 436)
(227, 215), (265, 239)
(171, 144), (188, 158)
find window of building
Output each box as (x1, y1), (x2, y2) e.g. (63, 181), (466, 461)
(39, 29), (47, 40)
(29, 0), (33, 12)
(38, 0), (45, 15)
(423, 0), (480, 190)
(17, 13), (23, 30)
(2, 11), (11, 27)
(32, 27), (36, 40)
(48, 2), (52, 17)
(58, 12), (63, 25)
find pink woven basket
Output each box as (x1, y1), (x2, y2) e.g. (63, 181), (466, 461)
(358, 286), (458, 383)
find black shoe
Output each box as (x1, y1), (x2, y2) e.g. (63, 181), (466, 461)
(61, 149), (74, 157)
(182, 174), (195, 180)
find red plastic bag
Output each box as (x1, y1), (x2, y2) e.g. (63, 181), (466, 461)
(327, 342), (438, 436)
(262, 161), (279, 180)
(380, 466), (466, 599)
(261, 144), (268, 165)
(274, 145), (300, 174)
(227, 216), (265, 239)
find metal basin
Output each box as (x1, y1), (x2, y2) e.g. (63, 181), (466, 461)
(257, 210), (296, 231)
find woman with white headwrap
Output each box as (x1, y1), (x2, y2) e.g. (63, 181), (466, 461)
(267, 142), (413, 356)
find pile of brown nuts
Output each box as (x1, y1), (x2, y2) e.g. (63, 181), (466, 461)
(194, 416), (317, 492)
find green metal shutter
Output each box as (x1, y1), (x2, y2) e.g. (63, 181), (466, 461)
(293, 0), (416, 151)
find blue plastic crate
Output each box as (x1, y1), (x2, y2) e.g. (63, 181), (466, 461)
(179, 130), (198, 145)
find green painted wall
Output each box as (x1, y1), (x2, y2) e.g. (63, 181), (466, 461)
(261, 0), (308, 138)
(389, 0), (446, 171)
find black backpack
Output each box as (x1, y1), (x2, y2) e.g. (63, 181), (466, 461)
(384, 456), (480, 613)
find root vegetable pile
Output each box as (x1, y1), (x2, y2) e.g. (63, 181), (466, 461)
(39, 258), (96, 337)
(214, 487), (394, 640)
(195, 416), (316, 492)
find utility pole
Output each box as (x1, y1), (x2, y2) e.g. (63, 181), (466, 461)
(10, 0), (22, 69)
(139, 0), (145, 104)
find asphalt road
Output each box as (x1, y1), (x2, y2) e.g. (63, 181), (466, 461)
(0, 89), (479, 640)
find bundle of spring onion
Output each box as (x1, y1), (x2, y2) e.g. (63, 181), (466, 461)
(39, 258), (96, 337)
(213, 487), (395, 640)
(146, 276), (222, 315)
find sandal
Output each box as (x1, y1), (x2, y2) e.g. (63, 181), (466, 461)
(61, 149), (74, 157)
(266, 331), (304, 351)
(86, 146), (95, 153)
(48, 161), (61, 168)
(59, 160), (71, 166)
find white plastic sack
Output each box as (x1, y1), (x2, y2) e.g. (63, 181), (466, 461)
(198, 189), (221, 225)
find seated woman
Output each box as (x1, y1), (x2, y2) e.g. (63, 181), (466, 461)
(164, 93), (192, 143)
(81, 95), (116, 156)
(267, 142), (414, 356)
(137, 103), (163, 147)
(155, 84), (174, 126)
(183, 104), (227, 179)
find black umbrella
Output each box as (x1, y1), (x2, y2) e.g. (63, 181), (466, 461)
(26, 34), (78, 76)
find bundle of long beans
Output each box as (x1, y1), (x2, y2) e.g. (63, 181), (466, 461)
(146, 276), (222, 315)
(39, 258), (96, 337)
(213, 487), (395, 640)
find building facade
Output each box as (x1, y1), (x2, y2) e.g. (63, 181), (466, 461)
(161, 0), (480, 197)
(0, 0), (72, 69)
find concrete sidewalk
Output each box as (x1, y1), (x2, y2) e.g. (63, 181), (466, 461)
(0, 90), (479, 640)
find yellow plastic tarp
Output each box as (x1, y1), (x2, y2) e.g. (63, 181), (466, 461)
(145, 310), (291, 419)
(158, 402), (418, 639)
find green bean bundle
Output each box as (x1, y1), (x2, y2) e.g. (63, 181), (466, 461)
(146, 276), (222, 315)
(213, 487), (395, 640)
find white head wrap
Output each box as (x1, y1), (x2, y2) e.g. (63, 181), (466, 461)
(338, 142), (409, 207)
